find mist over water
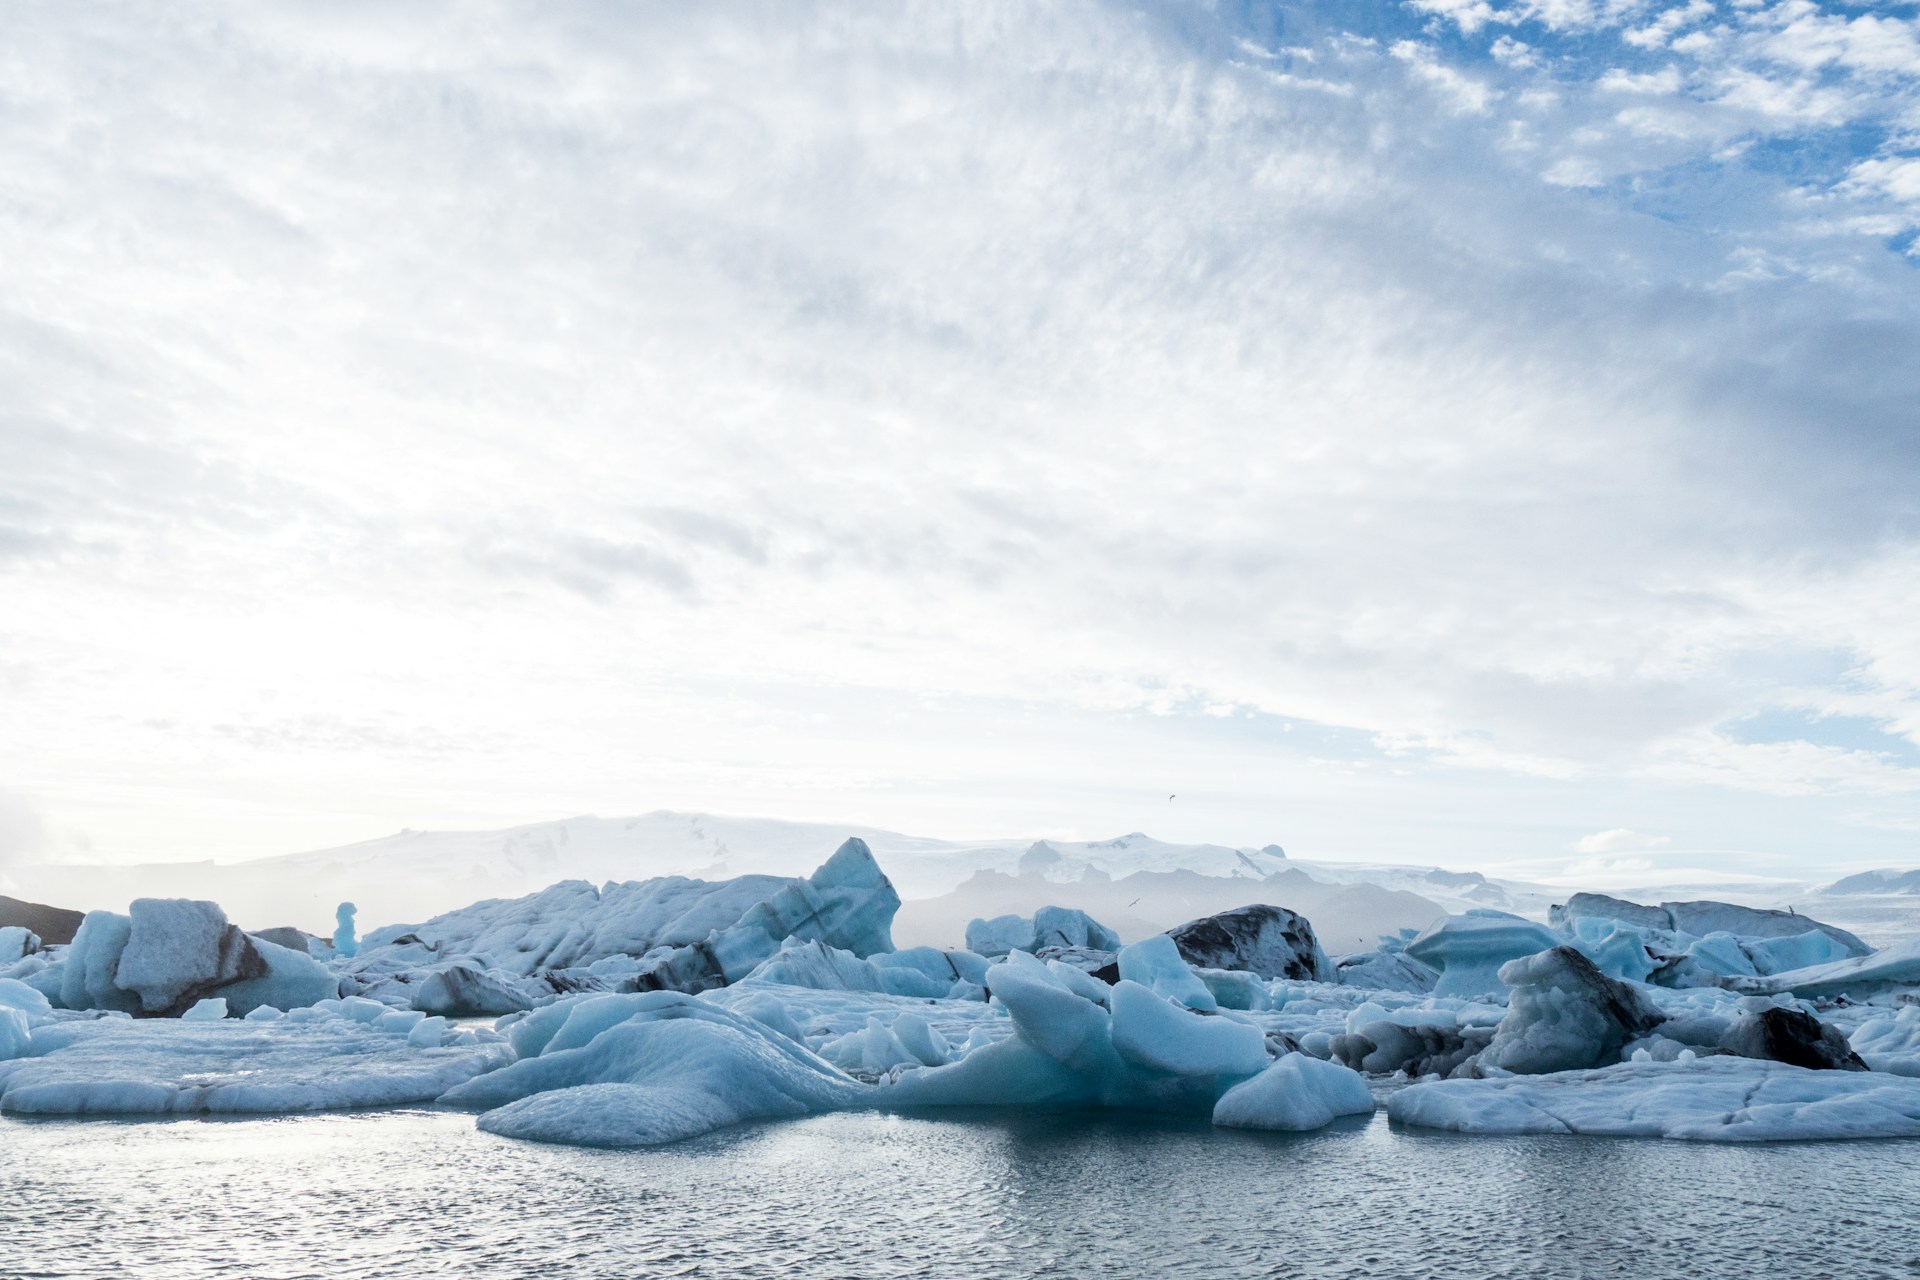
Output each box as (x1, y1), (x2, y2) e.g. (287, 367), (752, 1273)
(5, 1108), (1916, 1279)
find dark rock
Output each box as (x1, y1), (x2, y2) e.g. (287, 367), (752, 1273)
(1168, 904), (1330, 981)
(0, 894), (84, 946)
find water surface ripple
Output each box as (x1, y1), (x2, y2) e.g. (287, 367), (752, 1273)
(5, 1108), (1919, 1279)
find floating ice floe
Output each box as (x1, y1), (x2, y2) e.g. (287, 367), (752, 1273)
(442, 991), (868, 1147)
(1388, 1055), (1920, 1141)
(0, 1000), (508, 1116)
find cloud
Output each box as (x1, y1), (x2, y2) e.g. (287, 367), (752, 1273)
(0, 790), (46, 870)
(1, 1), (1919, 866)
(1573, 828), (1672, 854)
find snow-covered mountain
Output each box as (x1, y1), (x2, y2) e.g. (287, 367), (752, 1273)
(15, 809), (1920, 948)
(6, 813), (1295, 933)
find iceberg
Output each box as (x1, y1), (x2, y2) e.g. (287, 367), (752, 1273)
(1851, 1007), (1920, 1076)
(0, 1008), (509, 1115)
(47, 901), (332, 1018)
(441, 991), (866, 1147)
(962, 907), (1120, 958)
(1729, 938), (1920, 1000)
(1403, 911), (1560, 998)
(1212, 1053), (1375, 1131)
(333, 902), (358, 959)
(1389, 1056), (1920, 1141)
(1474, 947), (1664, 1075)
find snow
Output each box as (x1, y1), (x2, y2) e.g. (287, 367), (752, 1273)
(1389, 1056), (1920, 1141)
(0, 1010), (509, 1115)
(1212, 1053), (1374, 1131)
(1403, 911), (1561, 998)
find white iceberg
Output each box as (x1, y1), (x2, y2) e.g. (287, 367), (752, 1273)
(1212, 1052), (1375, 1131)
(0, 1008), (509, 1115)
(1389, 1055), (1920, 1141)
(1403, 911), (1560, 999)
(441, 991), (866, 1147)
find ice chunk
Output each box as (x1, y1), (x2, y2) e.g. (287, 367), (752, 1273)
(443, 991), (865, 1147)
(1116, 935), (1217, 1011)
(1851, 1006), (1920, 1076)
(407, 1015), (450, 1048)
(1333, 949), (1438, 994)
(0, 977), (54, 1024)
(1404, 911), (1560, 998)
(1212, 1053), (1374, 1131)
(1030, 907), (1121, 953)
(181, 998), (228, 1021)
(1733, 939), (1920, 1000)
(1569, 926), (1657, 985)
(1551, 893), (1869, 957)
(964, 907), (1121, 959)
(215, 937), (337, 1017)
(632, 839), (903, 993)
(965, 914), (1033, 958)
(0, 927), (38, 963)
(1108, 981), (1269, 1078)
(740, 940), (980, 1000)
(0, 1012), (509, 1114)
(1389, 1056), (1920, 1141)
(411, 961), (539, 1016)
(58, 911), (140, 1014)
(1474, 946), (1665, 1075)
(113, 899), (265, 1016)
(1169, 905), (1329, 981)
(333, 902), (358, 959)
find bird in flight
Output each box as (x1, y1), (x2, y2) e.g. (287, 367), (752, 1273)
(1168, 793), (1176, 802)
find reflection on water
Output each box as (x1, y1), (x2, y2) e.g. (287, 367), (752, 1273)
(5, 1108), (1920, 1279)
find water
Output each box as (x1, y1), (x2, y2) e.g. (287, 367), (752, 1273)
(5, 1108), (1920, 1279)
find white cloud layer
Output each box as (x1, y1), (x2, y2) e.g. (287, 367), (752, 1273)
(3, 1), (1919, 874)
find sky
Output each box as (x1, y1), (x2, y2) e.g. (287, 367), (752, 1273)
(3, 0), (1920, 885)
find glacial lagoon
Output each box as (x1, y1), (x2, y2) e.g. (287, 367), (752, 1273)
(5, 1107), (1918, 1280)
